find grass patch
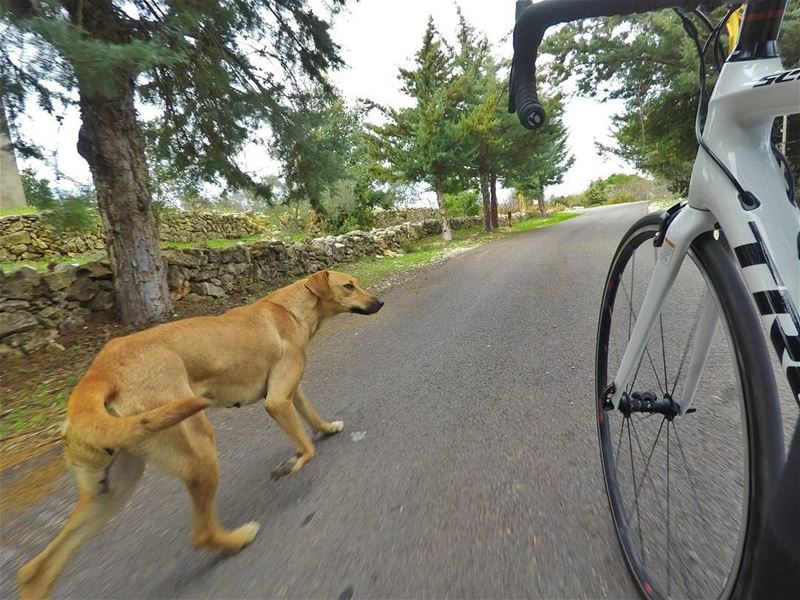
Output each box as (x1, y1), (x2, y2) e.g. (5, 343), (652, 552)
(0, 251), (103, 274)
(162, 234), (268, 250)
(511, 211), (579, 232)
(342, 216), (573, 288)
(0, 207), (39, 217)
(0, 388), (69, 440)
(648, 198), (681, 212)
(0, 258), (55, 272)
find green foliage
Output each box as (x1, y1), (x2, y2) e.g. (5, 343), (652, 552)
(19, 170), (98, 231)
(510, 211), (579, 232)
(269, 90), (395, 231)
(585, 178), (609, 206)
(580, 173), (673, 207)
(370, 11), (572, 235)
(542, 6), (799, 193)
(369, 17), (473, 197)
(444, 190), (481, 217)
(2, 0), (348, 197)
(550, 193), (587, 208)
(20, 169), (56, 209)
(272, 91), (352, 212)
(321, 179), (374, 233)
(46, 186), (99, 233)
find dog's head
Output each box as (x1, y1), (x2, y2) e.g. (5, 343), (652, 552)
(304, 270), (384, 315)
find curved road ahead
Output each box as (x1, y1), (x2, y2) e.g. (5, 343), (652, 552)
(3, 204), (649, 598)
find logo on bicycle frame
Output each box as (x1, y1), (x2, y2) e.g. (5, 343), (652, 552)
(753, 68), (800, 88)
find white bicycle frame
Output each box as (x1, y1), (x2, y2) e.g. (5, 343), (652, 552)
(609, 57), (800, 412)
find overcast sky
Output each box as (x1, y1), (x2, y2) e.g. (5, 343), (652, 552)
(19, 0), (634, 200)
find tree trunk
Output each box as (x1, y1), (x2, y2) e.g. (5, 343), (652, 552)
(0, 100), (26, 209)
(479, 168), (492, 232)
(489, 170), (499, 229)
(65, 0), (172, 325)
(76, 83), (172, 325)
(537, 183), (547, 215)
(434, 185), (453, 241)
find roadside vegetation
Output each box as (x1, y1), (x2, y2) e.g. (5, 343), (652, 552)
(3, 4), (577, 325)
(550, 173), (678, 210)
(0, 212), (578, 453)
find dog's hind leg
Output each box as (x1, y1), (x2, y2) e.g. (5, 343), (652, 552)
(184, 454), (260, 553)
(17, 451), (144, 600)
(293, 384), (344, 436)
(146, 414), (259, 553)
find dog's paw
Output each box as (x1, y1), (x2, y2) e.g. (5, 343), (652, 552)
(323, 420), (344, 435)
(233, 521), (260, 548)
(271, 456), (298, 480)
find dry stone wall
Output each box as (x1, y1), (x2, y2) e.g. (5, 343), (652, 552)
(0, 211), (272, 262)
(0, 213), (105, 262)
(0, 213), (529, 358)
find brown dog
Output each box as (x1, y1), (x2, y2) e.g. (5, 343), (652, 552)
(17, 269), (383, 599)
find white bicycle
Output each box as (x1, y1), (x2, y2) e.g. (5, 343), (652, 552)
(510, 1), (799, 598)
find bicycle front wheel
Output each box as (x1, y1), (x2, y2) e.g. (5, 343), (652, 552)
(595, 212), (783, 599)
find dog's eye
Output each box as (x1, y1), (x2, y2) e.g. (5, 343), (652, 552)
(344, 283), (355, 291)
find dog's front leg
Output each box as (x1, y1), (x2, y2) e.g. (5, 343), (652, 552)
(264, 358), (316, 480)
(266, 396), (316, 480)
(293, 384), (344, 436)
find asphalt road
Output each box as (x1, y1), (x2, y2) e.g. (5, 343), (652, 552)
(0, 203), (679, 598)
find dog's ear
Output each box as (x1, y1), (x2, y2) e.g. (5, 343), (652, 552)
(305, 270), (332, 300)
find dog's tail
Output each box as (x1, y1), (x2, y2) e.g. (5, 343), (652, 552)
(66, 375), (211, 450)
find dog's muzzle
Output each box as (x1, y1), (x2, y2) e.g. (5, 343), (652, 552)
(351, 298), (384, 315)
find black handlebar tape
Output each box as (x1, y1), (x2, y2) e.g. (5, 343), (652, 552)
(510, 0), (704, 130)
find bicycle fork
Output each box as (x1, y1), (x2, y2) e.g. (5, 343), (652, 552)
(607, 206), (718, 415)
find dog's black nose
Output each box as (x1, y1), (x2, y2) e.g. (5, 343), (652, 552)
(375, 298), (384, 308)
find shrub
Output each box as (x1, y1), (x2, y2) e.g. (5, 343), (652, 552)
(585, 179), (609, 206)
(46, 186), (99, 233)
(444, 190), (481, 217)
(20, 169), (56, 210)
(321, 180), (376, 234)
(608, 193), (637, 205)
(550, 193), (586, 207)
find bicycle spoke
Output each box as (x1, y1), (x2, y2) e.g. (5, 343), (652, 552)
(667, 420), (672, 598)
(636, 417), (666, 498)
(673, 421), (726, 593)
(627, 418), (646, 562)
(629, 252), (635, 342)
(629, 417), (660, 499)
(615, 417), (626, 468)
(673, 423), (713, 534)
(618, 278), (665, 395)
(659, 314), (668, 394)
(669, 302), (705, 398)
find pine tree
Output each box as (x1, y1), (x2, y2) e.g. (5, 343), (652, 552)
(1, 0), (345, 323)
(370, 17), (473, 241)
(499, 94), (574, 214)
(453, 10), (498, 231)
(454, 11), (572, 226)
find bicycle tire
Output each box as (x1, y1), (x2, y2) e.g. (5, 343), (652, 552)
(595, 211), (784, 599)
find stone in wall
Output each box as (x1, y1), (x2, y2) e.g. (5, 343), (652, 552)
(0, 259), (114, 357)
